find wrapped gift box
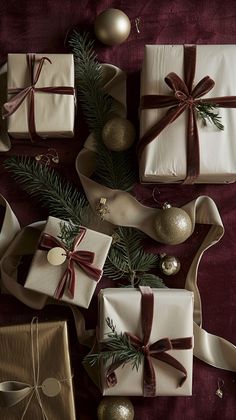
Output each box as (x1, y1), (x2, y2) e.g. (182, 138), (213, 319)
(139, 45), (236, 183)
(0, 320), (76, 420)
(98, 288), (193, 396)
(5, 53), (75, 139)
(24, 216), (112, 308)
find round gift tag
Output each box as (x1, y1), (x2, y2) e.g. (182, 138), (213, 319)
(47, 247), (66, 266)
(42, 377), (61, 397)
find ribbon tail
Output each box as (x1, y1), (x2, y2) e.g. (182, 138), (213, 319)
(2, 88), (31, 118)
(76, 260), (102, 281)
(183, 108), (199, 184)
(143, 356), (156, 397)
(155, 353), (188, 387)
(137, 104), (187, 158)
(54, 270), (68, 300)
(66, 263), (75, 299)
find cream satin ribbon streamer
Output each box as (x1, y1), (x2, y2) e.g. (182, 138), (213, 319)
(75, 64), (236, 372)
(0, 194), (20, 261)
(0, 318), (49, 419)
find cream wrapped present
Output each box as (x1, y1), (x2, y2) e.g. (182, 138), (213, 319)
(139, 45), (236, 184)
(97, 287), (193, 396)
(24, 216), (112, 308)
(0, 319), (76, 420)
(3, 53), (75, 141)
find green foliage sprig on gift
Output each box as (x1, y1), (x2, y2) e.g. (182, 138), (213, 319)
(69, 30), (136, 191)
(83, 317), (143, 371)
(196, 103), (224, 130)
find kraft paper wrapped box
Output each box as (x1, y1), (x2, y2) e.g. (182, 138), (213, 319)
(98, 288), (194, 396)
(4, 53), (75, 139)
(139, 45), (236, 183)
(24, 216), (112, 308)
(0, 320), (76, 420)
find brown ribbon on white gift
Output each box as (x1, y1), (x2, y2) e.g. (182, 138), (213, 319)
(0, 64), (236, 375)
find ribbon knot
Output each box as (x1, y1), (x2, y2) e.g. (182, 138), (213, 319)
(39, 227), (102, 300)
(2, 54), (75, 142)
(105, 286), (193, 397)
(138, 45), (236, 184)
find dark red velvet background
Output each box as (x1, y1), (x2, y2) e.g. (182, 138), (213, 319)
(0, 1), (236, 419)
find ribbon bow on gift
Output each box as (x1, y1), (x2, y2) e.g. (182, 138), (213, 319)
(137, 45), (236, 184)
(2, 54), (75, 142)
(39, 227), (102, 300)
(105, 286), (193, 397)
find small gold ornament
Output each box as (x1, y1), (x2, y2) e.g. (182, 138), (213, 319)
(154, 203), (192, 245)
(97, 397), (134, 420)
(159, 254), (181, 276)
(94, 8), (131, 46)
(102, 117), (136, 151)
(96, 197), (110, 220)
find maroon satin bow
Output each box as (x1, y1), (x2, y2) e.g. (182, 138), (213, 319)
(2, 54), (75, 142)
(137, 45), (236, 184)
(39, 227), (102, 300)
(105, 286), (193, 397)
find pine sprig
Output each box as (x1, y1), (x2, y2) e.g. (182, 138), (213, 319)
(69, 31), (114, 134)
(104, 227), (164, 287)
(196, 103), (224, 130)
(83, 317), (143, 371)
(58, 221), (81, 249)
(69, 30), (136, 191)
(4, 156), (86, 226)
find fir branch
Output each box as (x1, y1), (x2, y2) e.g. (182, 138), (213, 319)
(69, 31), (113, 135)
(4, 156), (86, 226)
(196, 103), (224, 130)
(104, 227), (162, 287)
(69, 30), (137, 191)
(138, 273), (166, 288)
(83, 317), (143, 371)
(58, 221), (81, 249)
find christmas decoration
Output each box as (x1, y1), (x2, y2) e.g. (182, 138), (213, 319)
(159, 254), (181, 276)
(102, 117), (135, 151)
(69, 31), (136, 191)
(154, 203), (192, 245)
(97, 396), (134, 420)
(94, 9), (131, 46)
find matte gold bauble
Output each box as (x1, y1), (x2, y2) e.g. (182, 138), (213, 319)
(159, 254), (181, 276)
(94, 9), (131, 46)
(97, 397), (134, 420)
(154, 203), (192, 245)
(102, 117), (136, 151)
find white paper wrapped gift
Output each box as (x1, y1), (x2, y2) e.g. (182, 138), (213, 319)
(4, 53), (75, 140)
(98, 287), (194, 396)
(139, 45), (236, 183)
(24, 216), (112, 308)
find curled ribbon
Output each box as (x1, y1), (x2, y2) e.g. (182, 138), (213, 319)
(2, 54), (75, 142)
(38, 227), (102, 300)
(0, 318), (49, 419)
(105, 286), (193, 397)
(137, 45), (236, 184)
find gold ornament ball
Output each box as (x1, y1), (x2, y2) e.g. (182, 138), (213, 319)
(154, 204), (192, 245)
(102, 117), (136, 151)
(97, 397), (134, 420)
(94, 9), (131, 46)
(159, 254), (181, 276)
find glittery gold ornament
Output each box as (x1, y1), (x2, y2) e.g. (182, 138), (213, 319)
(154, 203), (192, 245)
(97, 397), (134, 420)
(94, 9), (131, 46)
(159, 254), (181, 276)
(102, 117), (136, 151)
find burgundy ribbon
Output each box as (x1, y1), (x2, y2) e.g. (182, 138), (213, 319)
(105, 286), (193, 397)
(2, 54), (75, 142)
(137, 45), (236, 184)
(38, 227), (102, 300)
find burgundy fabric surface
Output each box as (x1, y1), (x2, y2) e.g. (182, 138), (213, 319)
(0, 1), (236, 419)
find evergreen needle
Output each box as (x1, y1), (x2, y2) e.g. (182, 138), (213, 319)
(196, 103), (224, 130)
